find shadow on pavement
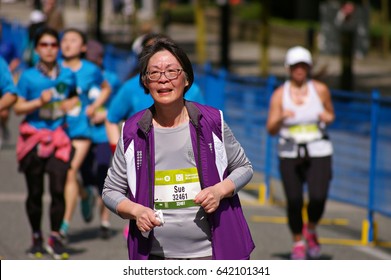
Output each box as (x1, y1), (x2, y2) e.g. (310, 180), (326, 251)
(272, 252), (333, 260)
(66, 227), (120, 244)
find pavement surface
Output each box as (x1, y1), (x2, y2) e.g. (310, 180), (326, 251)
(1, 0), (391, 261)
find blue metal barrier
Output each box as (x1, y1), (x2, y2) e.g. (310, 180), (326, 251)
(371, 95), (391, 219)
(103, 44), (138, 82)
(195, 63), (226, 110)
(1, 19), (29, 71)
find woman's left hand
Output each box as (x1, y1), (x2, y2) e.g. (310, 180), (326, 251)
(60, 96), (79, 112)
(90, 110), (107, 124)
(86, 104), (96, 118)
(319, 110), (334, 123)
(194, 185), (225, 214)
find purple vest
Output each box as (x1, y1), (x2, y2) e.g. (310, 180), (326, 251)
(122, 101), (255, 260)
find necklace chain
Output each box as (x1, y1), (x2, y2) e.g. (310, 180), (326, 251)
(290, 83), (308, 104)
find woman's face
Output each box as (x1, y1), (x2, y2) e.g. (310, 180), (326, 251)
(144, 50), (189, 105)
(35, 34), (59, 64)
(43, 0), (56, 12)
(60, 31), (86, 60)
(289, 62), (310, 83)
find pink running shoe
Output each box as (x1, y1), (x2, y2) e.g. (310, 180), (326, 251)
(303, 225), (321, 259)
(290, 241), (306, 260)
(123, 225), (129, 241)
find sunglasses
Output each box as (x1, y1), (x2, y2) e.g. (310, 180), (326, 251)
(38, 42), (59, 48)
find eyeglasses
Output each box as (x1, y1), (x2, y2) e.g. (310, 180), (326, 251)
(146, 69), (183, 81)
(38, 42), (59, 48)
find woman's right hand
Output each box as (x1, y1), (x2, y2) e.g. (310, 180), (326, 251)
(60, 96), (79, 112)
(282, 109), (295, 120)
(133, 204), (162, 233)
(40, 89), (52, 106)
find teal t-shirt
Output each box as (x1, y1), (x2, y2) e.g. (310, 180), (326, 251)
(90, 69), (122, 144)
(0, 56), (18, 97)
(17, 64), (77, 131)
(62, 59), (104, 139)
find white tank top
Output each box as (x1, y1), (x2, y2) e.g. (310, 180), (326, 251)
(278, 80), (333, 158)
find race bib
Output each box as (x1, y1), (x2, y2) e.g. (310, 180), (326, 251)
(66, 101), (82, 117)
(288, 123), (322, 143)
(154, 167), (201, 210)
(39, 101), (64, 120)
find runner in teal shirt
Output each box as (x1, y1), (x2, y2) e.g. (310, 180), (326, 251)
(79, 39), (122, 239)
(14, 27), (76, 260)
(59, 28), (111, 243)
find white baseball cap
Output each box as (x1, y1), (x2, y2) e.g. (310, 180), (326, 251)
(285, 46), (312, 67)
(30, 10), (46, 24)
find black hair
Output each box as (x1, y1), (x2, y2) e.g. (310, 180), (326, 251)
(62, 27), (87, 45)
(140, 33), (168, 52)
(34, 26), (59, 48)
(138, 38), (194, 95)
(126, 33), (170, 79)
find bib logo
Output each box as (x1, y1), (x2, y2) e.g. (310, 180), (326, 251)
(51, 82), (68, 99)
(176, 174), (184, 182)
(56, 82), (67, 94)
